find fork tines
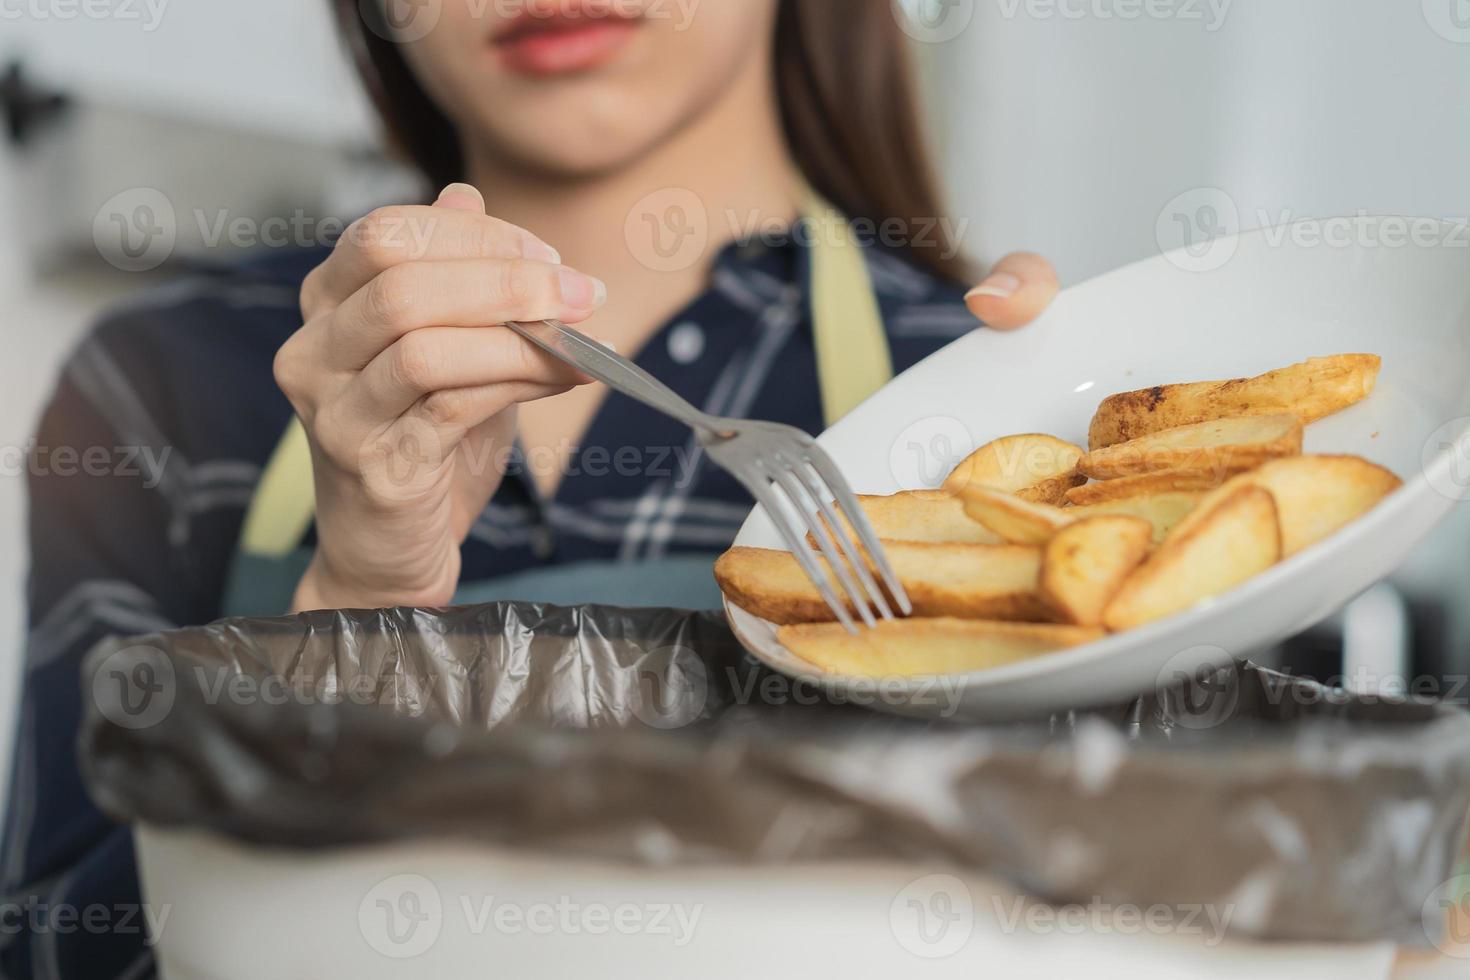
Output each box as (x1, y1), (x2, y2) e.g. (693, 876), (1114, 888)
(740, 445), (912, 633)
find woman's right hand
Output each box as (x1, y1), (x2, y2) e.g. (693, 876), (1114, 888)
(274, 184), (606, 612)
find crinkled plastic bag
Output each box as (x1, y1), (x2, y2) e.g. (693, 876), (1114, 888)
(80, 602), (1470, 947)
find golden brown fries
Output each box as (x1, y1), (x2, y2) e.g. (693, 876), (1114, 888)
(1103, 486), (1282, 631)
(1040, 516), (1154, 627)
(715, 353), (1402, 675)
(1166, 455), (1402, 558)
(777, 618), (1104, 678)
(1079, 413), (1304, 480)
(813, 491), (1002, 546)
(956, 486), (1075, 544)
(1065, 471), (1224, 507)
(715, 544), (1048, 625)
(1068, 492), (1207, 543)
(1087, 355), (1380, 449)
(942, 434), (1085, 505)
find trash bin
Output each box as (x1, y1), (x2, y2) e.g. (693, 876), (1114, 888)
(81, 603), (1470, 979)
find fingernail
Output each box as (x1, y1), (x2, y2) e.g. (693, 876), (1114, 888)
(436, 183), (484, 209)
(558, 268), (607, 310)
(967, 272), (1022, 301)
(522, 236), (562, 264)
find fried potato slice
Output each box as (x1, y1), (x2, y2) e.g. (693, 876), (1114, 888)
(942, 434), (1086, 505)
(956, 486), (1076, 545)
(813, 491), (1003, 546)
(1166, 455), (1402, 558)
(1088, 355), (1381, 449)
(1065, 471), (1225, 507)
(777, 618), (1105, 678)
(1079, 413), (1304, 480)
(1102, 487), (1281, 631)
(715, 544), (1047, 625)
(1040, 516), (1154, 627)
(1068, 491), (1207, 544)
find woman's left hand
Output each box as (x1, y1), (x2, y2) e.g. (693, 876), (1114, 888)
(964, 252), (1061, 331)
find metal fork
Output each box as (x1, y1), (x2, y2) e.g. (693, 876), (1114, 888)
(507, 319), (912, 631)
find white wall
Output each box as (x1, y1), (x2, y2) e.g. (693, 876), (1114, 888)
(928, 0), (1470, 283)
(920, 0), (1470, 657)
(2, 0), (374, 145)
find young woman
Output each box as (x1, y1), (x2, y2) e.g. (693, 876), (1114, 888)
(3, 1), (1057, 973)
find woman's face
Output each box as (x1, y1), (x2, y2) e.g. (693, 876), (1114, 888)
(395, 0), (782, 178)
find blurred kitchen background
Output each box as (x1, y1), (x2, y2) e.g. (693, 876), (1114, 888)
(1, 0), (1467, 781)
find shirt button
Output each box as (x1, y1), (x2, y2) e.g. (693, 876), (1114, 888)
(667, 322), (705, 365)
(531, 526), (556, 560)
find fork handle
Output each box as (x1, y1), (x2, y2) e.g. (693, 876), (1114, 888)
(508, 320), (725, 436)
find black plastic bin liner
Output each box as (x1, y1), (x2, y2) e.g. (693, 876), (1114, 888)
(79, 602), (1470, 948)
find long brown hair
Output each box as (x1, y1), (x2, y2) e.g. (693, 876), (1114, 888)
(331, 0), (970, 282)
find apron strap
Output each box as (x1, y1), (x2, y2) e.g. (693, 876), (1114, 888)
(240, 416), (315, 560)
(804, 193), (895, 424)
(238, 197), (892, 561)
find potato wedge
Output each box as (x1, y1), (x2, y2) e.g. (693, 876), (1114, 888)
(1069, 492), (1206, 544)
(777, 618), (1104, 678)
(1079, 413), (1304, 480)
(715, 544), (1048, 625)
(1065, 471), (1225, 507)
(943, 434), (1085, 505)
(1166, 455), (1402, 558)
(1088, 355), (1381, 449)
(813, 491), (1002, 546)
(1102, 487), (1281, 631)
(1040, 516), (1154, 627)
(956, 486), (1076, 545)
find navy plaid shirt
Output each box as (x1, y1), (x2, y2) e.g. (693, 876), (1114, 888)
(2, 233), (975, 977)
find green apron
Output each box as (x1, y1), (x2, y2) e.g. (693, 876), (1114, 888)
(222, 196), (895, 618)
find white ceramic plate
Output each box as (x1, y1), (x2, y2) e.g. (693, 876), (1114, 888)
(726, 218), (1470, 720)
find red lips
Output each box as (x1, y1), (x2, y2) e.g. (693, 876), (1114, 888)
(492, 2), (645, 76)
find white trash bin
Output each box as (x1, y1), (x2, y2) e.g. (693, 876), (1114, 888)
(134, 825), (1398, 980)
